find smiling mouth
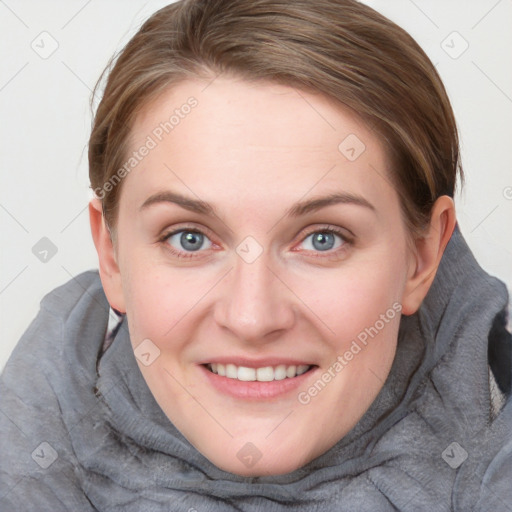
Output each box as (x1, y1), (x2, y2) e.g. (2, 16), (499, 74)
(203, 363), (316, 382)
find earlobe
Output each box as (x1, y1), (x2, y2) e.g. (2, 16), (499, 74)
(401, 196), (456, 316)
(89, 199), (126, 313)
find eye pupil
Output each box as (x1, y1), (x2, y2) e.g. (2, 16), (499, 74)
(181, 231), (203, 251)
(312, 232), (335, 251)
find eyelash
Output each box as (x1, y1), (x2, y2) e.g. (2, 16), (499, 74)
(157, 224), (352, 261)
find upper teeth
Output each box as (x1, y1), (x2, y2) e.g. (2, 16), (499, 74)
(208, 363), (311, 381)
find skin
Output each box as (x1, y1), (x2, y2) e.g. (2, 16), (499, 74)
(89, 76), (455, 476)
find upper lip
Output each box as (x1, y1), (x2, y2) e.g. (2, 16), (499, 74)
(198, 357), (316, 368)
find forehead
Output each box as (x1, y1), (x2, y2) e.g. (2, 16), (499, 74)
(122, 77), (394, 217)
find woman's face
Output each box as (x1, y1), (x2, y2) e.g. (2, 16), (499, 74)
(111, 77), (414, 476)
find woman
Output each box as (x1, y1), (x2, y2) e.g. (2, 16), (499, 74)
(1, 1), (510, 510)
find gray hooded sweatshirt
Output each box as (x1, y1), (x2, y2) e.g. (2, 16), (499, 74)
(1, 225), (511, 511)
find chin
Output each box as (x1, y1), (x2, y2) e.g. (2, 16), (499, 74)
(215, 454), (307, 477)
(199, 436), (318, 477)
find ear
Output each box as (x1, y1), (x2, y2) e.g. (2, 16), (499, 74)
(401, 195), (456, 315)
(89, 199), (126, 313)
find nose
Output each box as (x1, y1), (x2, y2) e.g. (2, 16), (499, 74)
(213, 250), (296, 344)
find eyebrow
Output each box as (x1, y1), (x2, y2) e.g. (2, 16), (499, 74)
(139, 190), (376, 217)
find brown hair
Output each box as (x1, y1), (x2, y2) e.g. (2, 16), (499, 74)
(89, 0), (463, 239)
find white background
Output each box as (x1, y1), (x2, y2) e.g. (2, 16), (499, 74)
(1, 0), (511, 370)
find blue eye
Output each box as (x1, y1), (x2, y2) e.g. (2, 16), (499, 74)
(160, 225), (349, 260)
(166, 230), (212, 253)
(301, 230), (345, 252)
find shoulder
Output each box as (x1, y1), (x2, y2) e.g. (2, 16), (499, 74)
(39, 269), (105, 321)
(5, 269), (108, 368)
(1, 268), (110, 400)
(452, 395), (512, 511)
(0, 269), (108, 510)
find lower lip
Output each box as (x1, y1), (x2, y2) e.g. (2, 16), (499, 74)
(199, 364), (317, 400)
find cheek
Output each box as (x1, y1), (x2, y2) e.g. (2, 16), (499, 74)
(124, 273), (179, 337)
(121, 255), (213, 350)
(302, 248), (407, 349)
(293, 251), (405, 425)
(118, 247), (170, 335)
